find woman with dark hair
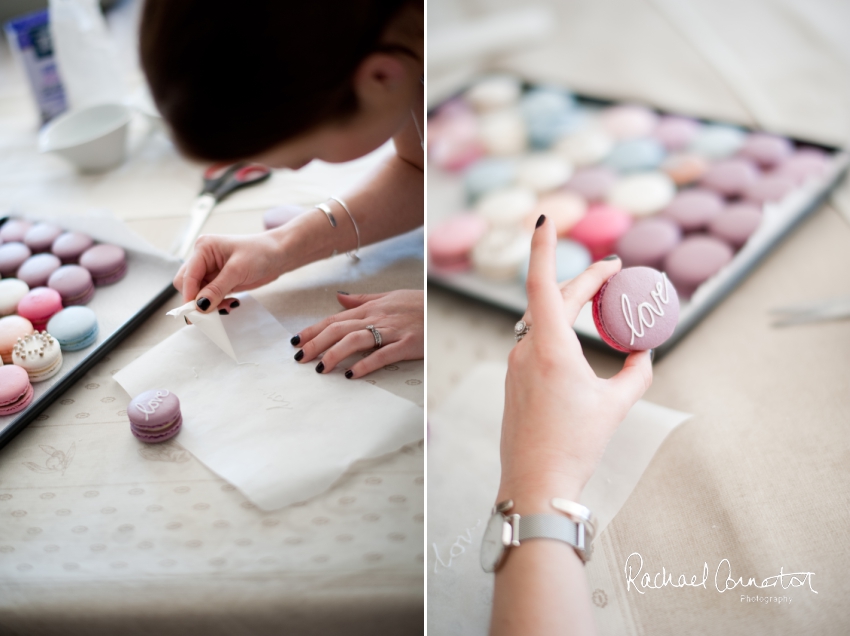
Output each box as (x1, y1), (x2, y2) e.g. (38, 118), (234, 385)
(140, 0), (423, 378)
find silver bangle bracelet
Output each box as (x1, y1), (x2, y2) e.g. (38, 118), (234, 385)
(328, 196), (361, 264)
(316, 202), (337, 228)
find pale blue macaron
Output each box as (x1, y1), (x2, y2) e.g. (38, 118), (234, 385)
(689, 124), (746, 160)
(46, 306), (99, 351)
(465, 157), (518, 201)
(521, 87), (580, 148)
(520, 239), (592, 286)
(605, 138), (666, 172)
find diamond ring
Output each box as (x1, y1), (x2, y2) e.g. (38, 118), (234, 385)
(366, 324), (382, 348)
(514, 320), (530, 342)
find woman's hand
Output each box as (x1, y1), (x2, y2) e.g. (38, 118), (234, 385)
(497, 215), (653, 512)
(292, 289), (424, 379)
(173, 232), (286, 312)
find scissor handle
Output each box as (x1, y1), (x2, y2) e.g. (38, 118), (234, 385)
(201, 162), (241, 195)
(212, 163), (271, 201)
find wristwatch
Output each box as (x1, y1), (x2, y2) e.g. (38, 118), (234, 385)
(480, 498), (596, 573)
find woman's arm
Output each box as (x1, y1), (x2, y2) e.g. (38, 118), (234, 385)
(489, 215), (653, 635)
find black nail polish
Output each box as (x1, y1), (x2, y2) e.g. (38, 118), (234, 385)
(315, 362), (324, 374)
(345, 370), (353, 379)
(602, 254), (620, 261)
(290, 335), (301, 346)
(184, 316), (190, 325)
(337, 290), (350, 295)
(230, 300), (240, 309)
(218, 309), (229, 315)
(196, 297), (211, 311)
(294, 350), (304, 361)
(535, 214), (546, 228)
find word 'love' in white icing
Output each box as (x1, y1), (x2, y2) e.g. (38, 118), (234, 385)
(135, 390), (170, 421)
(621, 274), (671, 346)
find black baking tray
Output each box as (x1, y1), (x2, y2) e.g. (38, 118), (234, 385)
(427, 85), (850, 360)
(0, 215), (180, 449)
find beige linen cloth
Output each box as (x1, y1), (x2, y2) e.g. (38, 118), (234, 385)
(0, 14), (424, 633)
(428, 0), (850, 634)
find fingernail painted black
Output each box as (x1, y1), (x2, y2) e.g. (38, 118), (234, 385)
(184, 316), (190, 325)
(337, 290), (350, 295)
(602, 254), (620, 261)
(345, 370), (354, 379)
(230, 300), (240, 308)
(535, 214), (546, 228)
(315, 362), (325, 373)
(218, 309), (229, 315)
(294, 350), (304, 362)
(290, 335), (301, 346)
(196, 297), (211, 311)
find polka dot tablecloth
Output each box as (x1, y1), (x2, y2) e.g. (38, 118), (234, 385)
(0, 229), (424, 634)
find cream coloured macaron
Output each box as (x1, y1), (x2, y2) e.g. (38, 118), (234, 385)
(472, 229), (533, 281)
(478, 109), (527, 156)
(465, 75), (523, 111)
(474, 186), (537, 229)
(516, 153), (572, 193)
(607, 172), (676, 216)
(523, 191), (587, 235)
(554, 128), (614, 167)
(12, 331), (62, 382)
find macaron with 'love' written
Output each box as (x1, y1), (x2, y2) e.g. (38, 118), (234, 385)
(592, 266), (679, 352)
(128, 389), (182, 443)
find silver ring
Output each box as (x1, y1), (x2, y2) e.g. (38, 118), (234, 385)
(366, 324), (382, 349)
(514, 320), (530, 342)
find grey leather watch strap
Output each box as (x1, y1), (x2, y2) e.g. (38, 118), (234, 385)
(517, 514), (579, 544)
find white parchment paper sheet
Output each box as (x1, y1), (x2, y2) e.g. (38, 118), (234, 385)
(427, 362), (691, 635)
(114, 294), (423, 511)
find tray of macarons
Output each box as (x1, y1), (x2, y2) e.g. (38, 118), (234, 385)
(0, 216), (180, 448)
(427, 75), (850, 357)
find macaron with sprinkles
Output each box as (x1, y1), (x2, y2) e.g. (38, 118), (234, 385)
(12, 331), (63, 382)
(47, 306), (99, 351)
(128, 389), (183, 443)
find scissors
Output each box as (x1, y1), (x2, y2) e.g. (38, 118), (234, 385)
(175, 162), (271, 260)
(770, 296), (850, 327)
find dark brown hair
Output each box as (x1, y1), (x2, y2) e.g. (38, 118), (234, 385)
(140, 0), (418, 161)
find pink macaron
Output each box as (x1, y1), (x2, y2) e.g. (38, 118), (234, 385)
(0, 242), (32, 277)
(592, 266), (679, 352)
(564, 166), (617, 202)
(568, 204), (633, 261)
(16, 253), (62, 288)
(663, 235), (734, 299)
(707, 202), (762, 249)
(428, 214), (489, 272)
(23, 223), (63, 253)
(662, 188), (725, 232)
(616, 218), (682, 269)
(48, 265), (95, 306)
(738, 133), (793, 169)
(17, 287), (64, 332)
(51, 232), (94, 264)
(700, 158), (759, 198)
(79, 244), (127, 286)
(653, 116), (700, 151)
(774, 149), (830, 185)
(0, 365), (34, 416)
(743, 174), (796, 205)
(0, 219), (33, 243)
(128, 389), (183, 443)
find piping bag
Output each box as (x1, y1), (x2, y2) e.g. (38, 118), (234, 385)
(166, 301), (238, 362)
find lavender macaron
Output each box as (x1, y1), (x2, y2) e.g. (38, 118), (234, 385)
(79, 244), (127, 285)
(128, 389), (182, 443)
(663, 235), (734, 299)
(51, 232), (94, 264)
(23, 223), (63, 253)
(592, 266), (679, 352)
